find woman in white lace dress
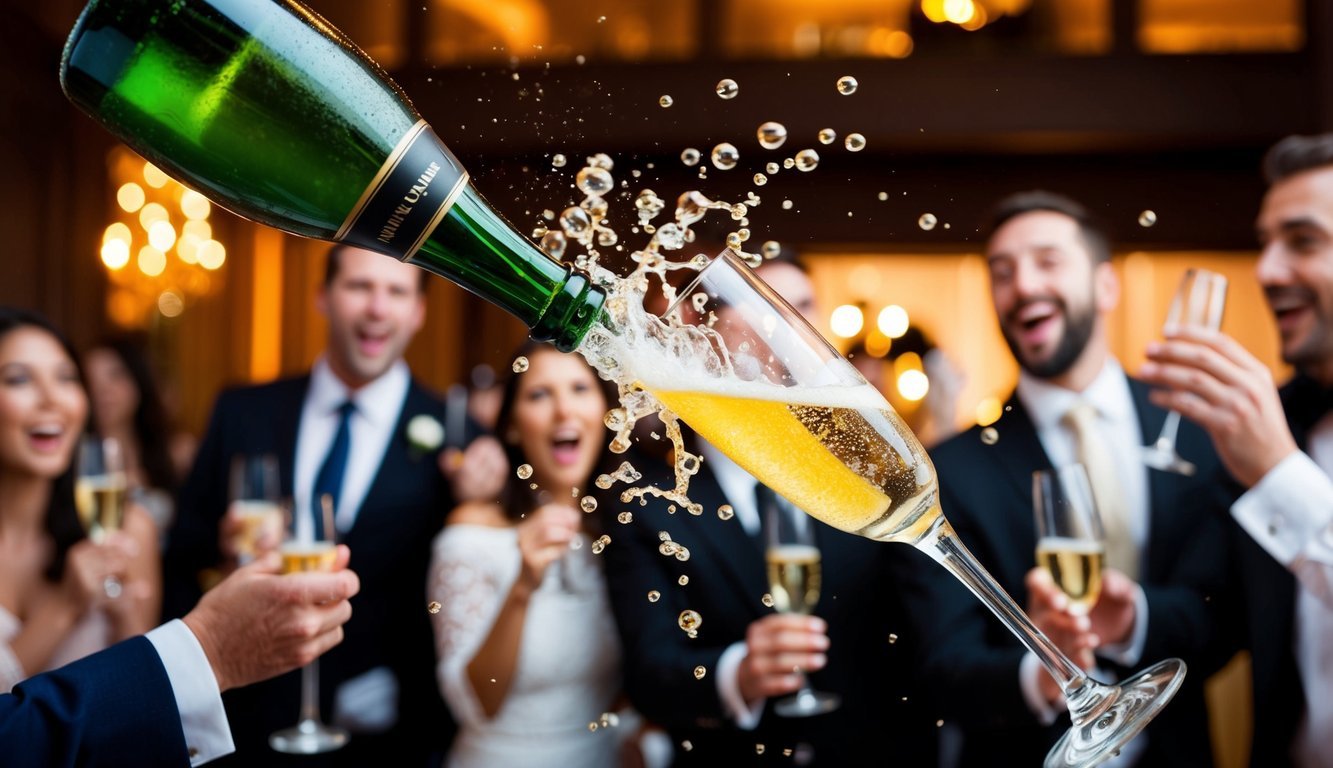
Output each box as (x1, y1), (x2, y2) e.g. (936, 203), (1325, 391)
(429, 342), (633, 768)
(0, 308), (160, 692)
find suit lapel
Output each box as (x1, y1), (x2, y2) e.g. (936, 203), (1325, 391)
(276, 377), (309, 499)
(679, 466), (771, 608)
(1128, 378), (1178, 577)
(988, 394), (1054, 504)
(341, 380), (422, 542)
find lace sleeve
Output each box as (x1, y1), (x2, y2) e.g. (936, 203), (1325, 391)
(427, 526), (517, 726)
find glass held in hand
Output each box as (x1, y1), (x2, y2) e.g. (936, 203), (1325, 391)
(763, 490), (840, 717)
(1142, 268), (1228, 476)
(1033, 465), (1107, 617)
(269, 494), (347, 755)
(645, 251), (1185, 768)
(227, 453), (283, 565)
(75, 436), (128, 599)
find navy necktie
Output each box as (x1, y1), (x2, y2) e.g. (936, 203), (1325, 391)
(312, 401), (355, 539)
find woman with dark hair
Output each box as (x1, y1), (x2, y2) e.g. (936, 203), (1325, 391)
(82, 335), (188, 536)
(0, 308), (160, 692)
(428, 340), (638, 767)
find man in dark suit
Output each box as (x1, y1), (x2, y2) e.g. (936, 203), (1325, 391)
(599, 256), (937, 767)
(906, 191), (1235, 767)
(165, 244), (462, 766)
(3, 547), (359, 768)
(1142, 134), (1333, 767)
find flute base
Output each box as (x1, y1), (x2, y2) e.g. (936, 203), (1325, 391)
(269, 719), (348, 754)
(1044, 658), (1187, 768)
(1141, 443), (1196, 477)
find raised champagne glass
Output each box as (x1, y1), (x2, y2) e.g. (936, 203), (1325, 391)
(269, 495), (347, 754)
(227, 453), (283, 565)
(1141, 268), (1228, 476)
(1033, 465), (1106, 617)
(75, 436), (129, 599)
(641, 252), (1185, 768)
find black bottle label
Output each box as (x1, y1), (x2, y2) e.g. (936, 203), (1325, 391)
(336, 120), (467, 261)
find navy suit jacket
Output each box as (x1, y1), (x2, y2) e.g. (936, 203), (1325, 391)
(900, 378), (1238, 767)
(0, 636), (187, 768)
(598, 447), (938, 767)
(164, 374), (458, 767)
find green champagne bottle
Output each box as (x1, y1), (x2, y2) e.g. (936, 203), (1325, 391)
(60, 0), (605, 352)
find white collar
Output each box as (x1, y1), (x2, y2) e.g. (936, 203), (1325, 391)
(307, 357), (411, 429)
(1015, 357), (1135, 430)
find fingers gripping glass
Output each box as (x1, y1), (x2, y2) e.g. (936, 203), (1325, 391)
(656, 251), (1186, 768)
(1141, 268), (1228, 476)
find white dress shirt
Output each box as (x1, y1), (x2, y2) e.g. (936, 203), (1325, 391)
(1014, 360), (1151, 766)
(1232, 411), (1333, 768)
(146, 620), (233, 766)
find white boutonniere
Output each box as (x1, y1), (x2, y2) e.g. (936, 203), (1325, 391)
(407, 414), (445, 456)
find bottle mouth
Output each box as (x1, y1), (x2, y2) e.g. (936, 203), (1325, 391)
(532, 267), (607, 353)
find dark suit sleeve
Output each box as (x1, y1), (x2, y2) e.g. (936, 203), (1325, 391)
(0, 636), (188, 768)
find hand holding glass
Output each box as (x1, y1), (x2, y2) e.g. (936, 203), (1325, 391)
(1033, 465), (1106, 616)
(1142, 268), (1228, 475)
(649, 252), (1185, 768)
(75, 436), (128, 599)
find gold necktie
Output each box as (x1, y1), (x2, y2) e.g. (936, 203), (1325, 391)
(1061, 400), (1138, 580)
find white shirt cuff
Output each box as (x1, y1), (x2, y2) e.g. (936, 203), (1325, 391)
(717, 641), (765, 730)
(1019, 652), (1063, 726)
(1233, 452), (1333, 564)
(146, 620), (234, 766)
(1097, 583), (1148, 667)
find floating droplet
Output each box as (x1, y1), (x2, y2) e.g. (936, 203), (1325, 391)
(588, 722), (599, 732)
(601, 712), (620, 728)
(674, 546), (691, 561)
(680, 148), (701, 167)
(659, 94), (673, 108)
(678, 575), (689, 585)
(761, 241), (781, 260)
(782, 200), (793, 210)
(836, 75), (858, 95)
(590, 534), (610, 554)
(818, 128), (837, 145)
(678, 609), (702, 633)
(730, 203), (748, 220)
(718, 504), (735, 520)
(576, 167), (614, 196)
(693, 665), (707, 679)
(648, 590), (661, 602)
(845, 133), (866, 152)
(589, 153), (613, 170)
(658, 531), (672, 542)
(595, 475), (614, 490)
(617, 511), (634, 524)
(711, 143), (739, 170)
(427, 601), (441, 614)
(580, 496), (598, 513)
(918, 213), (938, 231)
(757, 121), (787, 149)
(604, 408), (628, 431)
(753, 173), (767, 186)
(1138, 209), (1157, 227)
(766, 162), (780, 175)
(980, 427), (999, 445)
(539, 230), (567, 259)
(761, 593), (775, 607)
(659, 541), (679, 556)
(756, 744), (766, 755)
(795, 149), (820, 172)
(512, 356), (530, 373)
(681, 740), (693, 752)
(878, 191), (889, 201)
(715, 78), (739, 99)
(551, 154), (567, 168)
(516, 463), (533, 479)
(889, 632), (899, 644)
(560, 206), (592, 236)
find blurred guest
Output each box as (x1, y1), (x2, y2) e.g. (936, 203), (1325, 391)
(904, 191), (1236, 766)
(83, 334), (183, 537)
(1141, 133), (1333, 768)
(429, 341), (640, 767)
(598, 253), (936, 766)
(847, 326), (964, 449)
(2, 543), (359, 768)
(165, 244), (465, 765)
(0, 308), (159, 692)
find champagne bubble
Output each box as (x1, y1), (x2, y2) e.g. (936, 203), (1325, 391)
(659, 541), (679, 556)
(617, 511), (634, 524)
(693, 665), (707, 679)
(635, 190), (664, 216)
(918, 213), (938, 231)
(756, 744), (766, 755)
(757, 121), (788, 149)
(761, 593), (775, 607)
(539, 230), (566, 258)
(512, 356), (530, 373)
(837, 75), (859, 95)
(678, 609), (702, 633)
(682, 741), (693, 752)
(576, 167), (614, 196)
(560, 206), (592, 235)
(718, 504), (735, 520)
(761, 240), (782, 259)
(551, 154), (567, 168)
(658, 531), (672, 542)
(590, 534), (610, 554)
(659, 95), (673, 108)
(678, 575), (689, 585)
(427, 601), (441, 614)
(516, 463), (533, 479)
(878, 191), (889, 201)
(845, 133), (866, 152)
(604, 408), (628, 430)
(588, 722), (599, 732)
(753, 173), (767, 186)
(766, 162), (779, 174)
(795, 149), (820, 172)
(595, 474), (614, 489)
(601, 712), (620, 728)
(676, 191), (715, 226)
(782, 200), (794, 210)
(648, 590), (661, 602)
(783, 157), (795, 169)
(680, 148), (701, 167)
(711, 143), (739, 170)
(674, 546), (691, 561)
(1138, 209), (1157, 227)
(580, 496), (598, 513)
(715, 79), (739, 99)
(818, 128), (837, 145)
(889, 632), (899, 644)
(980, 427), (999, 445)
(589, 153), (614, 170)
(730, 204), (748, 220)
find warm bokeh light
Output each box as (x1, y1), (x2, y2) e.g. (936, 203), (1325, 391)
(182, 219), (212, 242)
(897, 368), (930, 402)
(878, 305), (910, 338)
(142, 162), (171, 189)
(116, 182), (145, 213)
(157, 290), (185, 318)
(148, 220), (177, 251)
(865, 332), (892, 358)
(943, 0), (976, 25)
(177, 233), (200, 264)
(138, 202), (169, 231)
(137, 245), (167, 277)
(830, 304), (865, 338)
(197, 239), (227, 270)
(960, 2), (988, 30)
(103, 222), (132, 246)
(921, 0), (948, 24)
(976, 396), (1004, 427)
(100, 239), (130, 270)
(180, 189), (212, 220)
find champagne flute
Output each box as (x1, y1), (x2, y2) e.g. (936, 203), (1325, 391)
(1033, 465), (1106, 617)
(640, 251), (1185, 768)
(269, 495), (348, 754)
(764, 490), (841, 717)
(228, 453), (283, 565)
(1141, 268), (1228, 476)
(75, 436), (128, 599)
